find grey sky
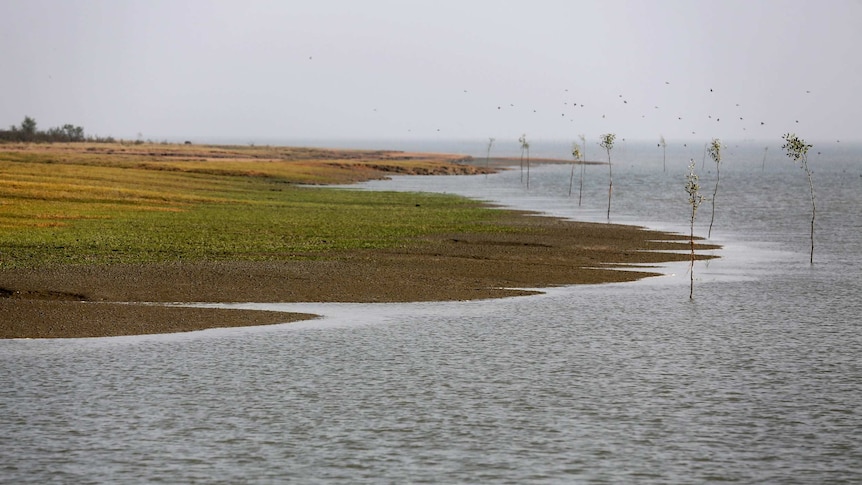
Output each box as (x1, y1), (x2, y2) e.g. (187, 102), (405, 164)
(2, 0), (860, 144)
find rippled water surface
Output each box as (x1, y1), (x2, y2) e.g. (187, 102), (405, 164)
(2, 142), (861, 483)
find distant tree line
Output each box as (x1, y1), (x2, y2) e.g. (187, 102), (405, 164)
(0, 116), (117, 143)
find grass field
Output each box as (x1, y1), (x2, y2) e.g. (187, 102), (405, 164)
(0, 142), (505, 268)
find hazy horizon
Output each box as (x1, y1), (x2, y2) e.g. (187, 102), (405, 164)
(3, 0), (861, 145)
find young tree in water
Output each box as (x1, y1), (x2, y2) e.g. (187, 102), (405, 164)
(518, 134), (527, 184)
(782, 133), (816, 263)
(685, 159), (706, 299)
(599, 133), (616, 220)
(485, 137), (495, 176)
(569, 142), (582, 197)
(577, 134), (587, 206)
(706, 138), (722, 238)
(659, 135), (667, 173)
(519, 134), (532, 189)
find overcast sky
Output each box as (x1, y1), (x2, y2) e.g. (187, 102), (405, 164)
(2, 0), (861, 145)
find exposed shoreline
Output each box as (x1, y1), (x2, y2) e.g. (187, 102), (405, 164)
(1, 212), (716, 339)
(1, 144), (717, 339)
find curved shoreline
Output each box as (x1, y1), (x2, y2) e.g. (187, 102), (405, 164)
(1, 143), (719, 339)
(1, 213), (717, 339)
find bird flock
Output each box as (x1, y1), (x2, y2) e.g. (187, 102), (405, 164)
(305, 54), (837, 153)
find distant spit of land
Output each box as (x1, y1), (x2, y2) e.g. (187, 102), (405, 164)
(0, 142), (715, 338)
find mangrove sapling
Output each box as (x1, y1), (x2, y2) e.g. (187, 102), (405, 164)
(485, 137), (495, 178)
(569, 142), (582, 197)
(599, 133), (616, 220)
(761, 146), (769, 172)
(707, 138), (722, 238)
(525, 140), (532, 189)
(519, 134), (527, 183)
(685, 159), (706, 299)
(578, 134), (586, 206)
(660, 135), (667, 173)
(781, 133), (816, 263)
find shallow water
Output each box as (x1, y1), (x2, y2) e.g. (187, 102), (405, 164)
(2, 143), (861, 483)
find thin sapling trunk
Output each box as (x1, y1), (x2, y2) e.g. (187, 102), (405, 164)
(782, 133), (816, 263)
(600, 133), (616, 220)
(569, 142), (582, 197)
(707, 138), (722, 238)
(578, 134), (586, 207)
(518, 134), (527, 184)
(685, 159), (706, 299)
(485, 137), (495, 177)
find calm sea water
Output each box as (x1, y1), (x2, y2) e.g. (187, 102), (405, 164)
(2, 141), (861, 483)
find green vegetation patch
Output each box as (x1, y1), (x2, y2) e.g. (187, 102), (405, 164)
(1, 150), (506, 268)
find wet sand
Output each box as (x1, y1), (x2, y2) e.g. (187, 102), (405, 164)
(1, 212), (715, 339)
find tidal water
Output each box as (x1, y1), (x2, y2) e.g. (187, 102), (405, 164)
(2, 141), (861, 483)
